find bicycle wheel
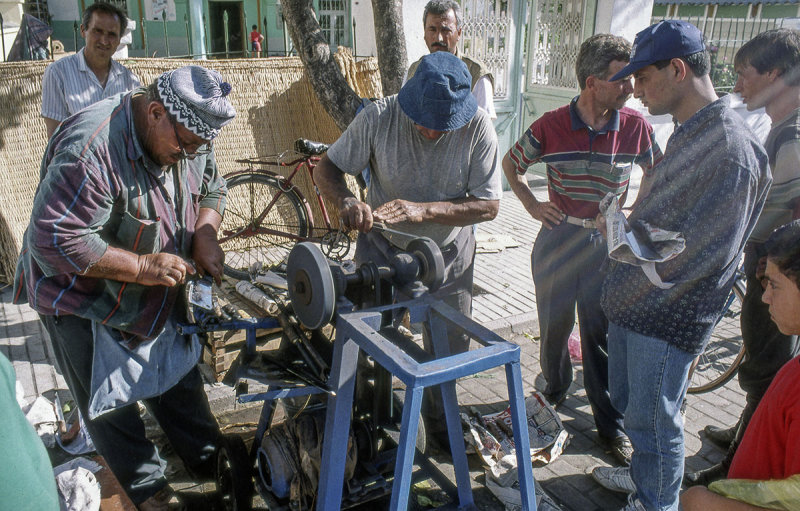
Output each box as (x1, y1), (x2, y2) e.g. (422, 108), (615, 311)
(688, 279), (747, 394)
(220, 172), (311, 280)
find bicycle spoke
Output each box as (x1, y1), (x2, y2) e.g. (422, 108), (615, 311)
(688, 280), (746, 393)
(220, 173), (310, 279)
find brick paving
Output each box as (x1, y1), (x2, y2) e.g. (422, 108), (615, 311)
(0, 183), (745, 510)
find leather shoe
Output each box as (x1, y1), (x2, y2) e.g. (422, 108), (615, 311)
(543, 391), (567, 409)
(684, 463), (727, 487)
(702, 424), (736, 450)
(600, 434), (633, 466)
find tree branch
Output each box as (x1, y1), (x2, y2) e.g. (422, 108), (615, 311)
(371, 0), (407, 96)
(282, 0), (361, 130)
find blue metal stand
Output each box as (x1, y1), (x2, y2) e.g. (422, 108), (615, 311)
(316, 296), (537, 511)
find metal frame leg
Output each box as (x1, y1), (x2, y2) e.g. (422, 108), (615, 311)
(389, 386), (424, 511)
(317, 334), (360, 511)
(440, 379), (474, 508)
(506, 360), (537, 511)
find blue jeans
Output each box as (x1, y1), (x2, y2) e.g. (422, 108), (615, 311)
(608, 323), (694, 511)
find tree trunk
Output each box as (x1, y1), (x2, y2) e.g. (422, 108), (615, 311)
(281, 0), (361, 130)
(371, 0), (407, 97)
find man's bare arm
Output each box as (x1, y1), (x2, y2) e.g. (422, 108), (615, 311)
(315, 154), (374, 232)
(192, 208), (224, 284)
(373, 196), (498, 226)
(44, 117), (60, 139)
(81, 246), (195, 287)
(501, 153), (563, 229)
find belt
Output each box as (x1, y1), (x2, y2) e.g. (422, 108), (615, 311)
(564, 215), (596, 229)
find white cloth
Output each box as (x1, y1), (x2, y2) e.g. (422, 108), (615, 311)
(600, 193), (685, 289)
(54, 458), (102, 511)
(41, 48), (140, 122)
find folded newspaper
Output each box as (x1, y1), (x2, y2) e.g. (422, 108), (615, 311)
(462, 392), (569, 482)
(599, 193), (686, 289)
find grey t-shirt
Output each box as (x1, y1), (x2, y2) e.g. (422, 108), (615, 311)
(327, 96), (500, 247)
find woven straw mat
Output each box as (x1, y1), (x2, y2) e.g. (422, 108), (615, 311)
(0, 50), (381, 284)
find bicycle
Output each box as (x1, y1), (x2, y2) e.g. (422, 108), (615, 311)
(687, 270), (747, 394)
(218, 138), (352, 280)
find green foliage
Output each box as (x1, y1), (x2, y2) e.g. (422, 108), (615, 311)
(708, 44), (738, 93)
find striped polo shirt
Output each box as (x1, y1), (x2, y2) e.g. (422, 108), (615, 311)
(509, 97), (662, 219)
(41, 48), (140, 122)
(749, 107), (800, 243)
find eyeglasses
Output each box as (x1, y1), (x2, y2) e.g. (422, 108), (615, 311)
(171, 120), (213, 160)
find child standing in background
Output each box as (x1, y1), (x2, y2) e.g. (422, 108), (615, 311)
(250, 25), (264, 57)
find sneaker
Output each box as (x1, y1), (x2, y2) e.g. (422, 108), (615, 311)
(702, 424), (736, 450)
(620, 495), (647, 510)
(599, 434), (633, 466)
(590, 466), (636, 494)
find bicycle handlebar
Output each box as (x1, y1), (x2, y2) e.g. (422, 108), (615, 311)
(234, 138), (329, 166)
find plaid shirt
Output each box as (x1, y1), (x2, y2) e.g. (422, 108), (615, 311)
(14, 90), (226, 338)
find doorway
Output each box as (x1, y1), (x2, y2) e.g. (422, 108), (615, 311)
(208, 1), (245, 57)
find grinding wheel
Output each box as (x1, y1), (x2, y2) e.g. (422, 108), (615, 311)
(406, 237), (445, 293)
(287, 242), (336, 329)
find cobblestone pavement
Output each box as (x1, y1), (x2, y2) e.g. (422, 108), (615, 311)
(1, 186), (744, 510)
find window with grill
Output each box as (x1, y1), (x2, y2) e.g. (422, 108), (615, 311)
(317, 0), (347, 47)
(23, 0), (50, 22)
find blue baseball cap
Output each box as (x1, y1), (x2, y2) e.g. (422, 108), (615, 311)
(609, 20), (706, 81)
(398, 52), (478, 131)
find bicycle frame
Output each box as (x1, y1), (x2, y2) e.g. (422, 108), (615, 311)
(221, 155), (335, 243)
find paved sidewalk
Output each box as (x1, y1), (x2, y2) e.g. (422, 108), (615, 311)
(1, 187), (744, 510)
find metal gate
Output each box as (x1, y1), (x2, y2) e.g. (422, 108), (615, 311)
(458, 0), (595, 179)
(459, 0), (527, 172)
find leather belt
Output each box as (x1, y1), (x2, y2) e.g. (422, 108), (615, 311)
(564, 215), (596, 229)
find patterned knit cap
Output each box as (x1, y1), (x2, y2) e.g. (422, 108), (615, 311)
(156, 65), (236, 140)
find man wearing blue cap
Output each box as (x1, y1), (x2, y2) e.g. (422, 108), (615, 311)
(316, 51), (501, 446)
(588, 21), (771, 511)
(15, 65), (236, 509)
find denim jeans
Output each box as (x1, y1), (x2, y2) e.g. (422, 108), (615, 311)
(608, 323), (695, 511)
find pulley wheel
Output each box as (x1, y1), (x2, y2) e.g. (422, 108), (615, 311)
(406, 237), (445, 293)
(287, 242), (336, 329)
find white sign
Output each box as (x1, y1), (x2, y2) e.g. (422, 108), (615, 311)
(144, 0), (177, 22)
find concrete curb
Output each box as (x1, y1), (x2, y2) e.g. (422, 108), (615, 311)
(483, 311), (539, 339)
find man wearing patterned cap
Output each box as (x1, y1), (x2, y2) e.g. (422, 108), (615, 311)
(15, 65), (235, 509)
(316, 51), (501, 449)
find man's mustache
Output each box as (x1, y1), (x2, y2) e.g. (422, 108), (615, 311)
(431, 42), (448, 48)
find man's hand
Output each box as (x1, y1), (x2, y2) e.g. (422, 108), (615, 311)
(135, 253), (196, 287)
(595, 213), (607, 238)
(340, 196), (374, 232)
(192, 226), (225, 285)
(373, 199), (427, 224)
(532, 201), (565, 230)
